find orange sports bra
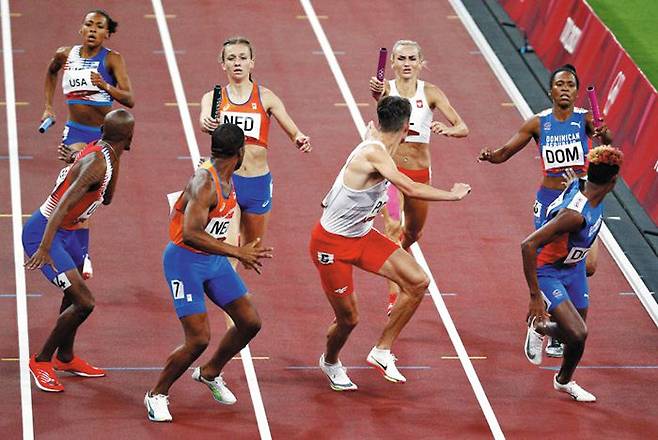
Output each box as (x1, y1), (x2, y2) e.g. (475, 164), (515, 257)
(219, 82), (270, 148)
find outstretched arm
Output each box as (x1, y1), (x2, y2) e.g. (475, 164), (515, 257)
(262, 88), (312, 152)
(92, 51), (134, 108)
(478, 116), (539, 163)
(368, 145), (471, 201)
(427, 85), (469, 137)
(520, 209), (584, 320)
(181, 171), (272, 273)
(25, 154), (106, 270)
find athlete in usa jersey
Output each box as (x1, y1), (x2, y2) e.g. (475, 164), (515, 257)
(520, 146), (623, 402)
(147, 124), (272, 422)
(22, 109), (134, 393)
(42, 10), (134, 148)
(310, 97), (470, 391)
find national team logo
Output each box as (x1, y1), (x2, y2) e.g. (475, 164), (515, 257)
(251, 102), (257, 110)
(334, 286), (349, 294)
(543, 121), (551, 131)
(552, 289), (563, 299)
(416, 99), (423, 108)
(222, 104), (230, 111)
(317, 252), (334, 265)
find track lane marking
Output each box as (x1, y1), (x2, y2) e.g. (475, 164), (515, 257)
(2, 0), (34, 438)
(150, 1), (271, 438)
(299, 1), (504, 438)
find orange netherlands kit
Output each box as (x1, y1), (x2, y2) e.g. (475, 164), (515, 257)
(169, 161), (237, 253)
(218, 82), (270, 148)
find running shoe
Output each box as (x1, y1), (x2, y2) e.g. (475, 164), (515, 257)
(144, 392), (173, 422)
(53, 356), (106, 377)
(191, 367), (237, 405)
(545, 337), (564, 358)
(366, 347), (406, 383)
(319, 354), (358, 391)
(29, 355), (64, 392)
(553, 374), (596, 402)
(524, 317), (545, 365)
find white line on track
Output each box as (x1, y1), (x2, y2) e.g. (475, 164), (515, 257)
(2, 0), (34, 438)
(448, 0), (658, 328)
(150, 2), (271, 438)
(299, 1), (505, 439)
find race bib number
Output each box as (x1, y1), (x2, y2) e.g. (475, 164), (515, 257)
(221, 111), (261, 140)
(542, 141), (585, 170)
(205, 217), (231, 240)
(563, 246), (589, 264)
(77, 200), (101, 222)
(533, 200), (542, 218)
(170, 280), (192, 302)
(62, 68), (100, 94)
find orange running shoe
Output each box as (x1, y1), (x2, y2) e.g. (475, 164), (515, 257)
(29, 355), (64, 392)
(53, 356), (106, 377)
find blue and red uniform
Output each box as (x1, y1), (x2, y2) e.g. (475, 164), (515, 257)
(22, 142), (114, 289)
(536, 179), (603, 311)
(61, 45), (117, 145)
(163, 161), (247, 318)
(533, 107), (590, 229)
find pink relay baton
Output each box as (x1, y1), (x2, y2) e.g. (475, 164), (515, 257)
(387, 185), (401, 221)
(586, 86), (602, 128)
(376, 48), (387, 81)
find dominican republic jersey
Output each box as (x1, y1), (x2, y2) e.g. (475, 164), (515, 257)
(169, 161), (237, 253)
(320, 140), (389, 238)
(536, 179), (603, 268)
(62, 45), (116, 106)
(219, 83), (270, 148)
(388, 80), (432, 144)
(537, 107), (590, 177)
(39, 141), (113, 230)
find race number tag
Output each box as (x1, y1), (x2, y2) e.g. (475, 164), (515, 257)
(77, 200), (101, 222)
(62, 68), (100, 94)
(221, 111), (261, 140)
(205, 217), (231, 240)
(533, 200), (542, 218)
(542, 139), (585, 170)
(563, 246), (589, 264)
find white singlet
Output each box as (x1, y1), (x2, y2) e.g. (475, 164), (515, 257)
(320, 140), (390, 238)
(389, 79), (432, 143)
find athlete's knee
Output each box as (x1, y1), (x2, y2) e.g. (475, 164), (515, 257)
(564, 323), (588, 345)
(187, 333), (210, 354)
(240, 315), (262, 340)
(336, 308), (359, 330)
(400, 269), (429, 299)
(402, 226), (422, 246)
(71, 290), (95, 318)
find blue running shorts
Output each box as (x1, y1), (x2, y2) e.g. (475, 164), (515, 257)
(162, 242), (248, 318)
(62, 121), (102, 146)
(22, 210), (88, 290)
(233, 172), (273, 215)
(533, 186), (563, 230)
(537, 263), (589, 311)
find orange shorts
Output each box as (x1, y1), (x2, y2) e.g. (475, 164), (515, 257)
(398, 166), (430, 183)
(309, 223), (399, 296)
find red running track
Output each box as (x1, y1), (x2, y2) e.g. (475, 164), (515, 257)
(2, 0), (657, 438)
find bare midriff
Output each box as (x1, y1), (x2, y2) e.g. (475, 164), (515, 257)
(235, 143), (270, 177)
(393, 140), (431, 170)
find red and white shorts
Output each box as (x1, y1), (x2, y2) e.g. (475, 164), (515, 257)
(309, 223), (400, 296)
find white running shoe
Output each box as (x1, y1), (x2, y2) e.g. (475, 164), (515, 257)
(319, 354), (358, 391)
(553, 374), (596, 402)
(545, 337), (564, 358)
(524, 317), (545, 365)
(366, 347), (406, 383)
(192, 367), (237, 405)
(144, 392), (172, 422)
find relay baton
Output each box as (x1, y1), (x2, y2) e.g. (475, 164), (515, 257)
(210, 85), (222, 119)
(38, 117), (55, 133)
(586, 86), (602, 128)
(376, 48), (387, 81)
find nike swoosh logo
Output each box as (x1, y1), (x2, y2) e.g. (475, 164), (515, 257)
(371, 357), (387, 370)
(570, 122), (581, 128)
(261, 200), (270, 208)
(146, 400), (155, 418)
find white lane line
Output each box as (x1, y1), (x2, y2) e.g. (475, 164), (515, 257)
(150, 2), (271, 438)
(299, 1), (504, 439)
(1, 0), (34, 438)
(448, 0), (658, 329)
